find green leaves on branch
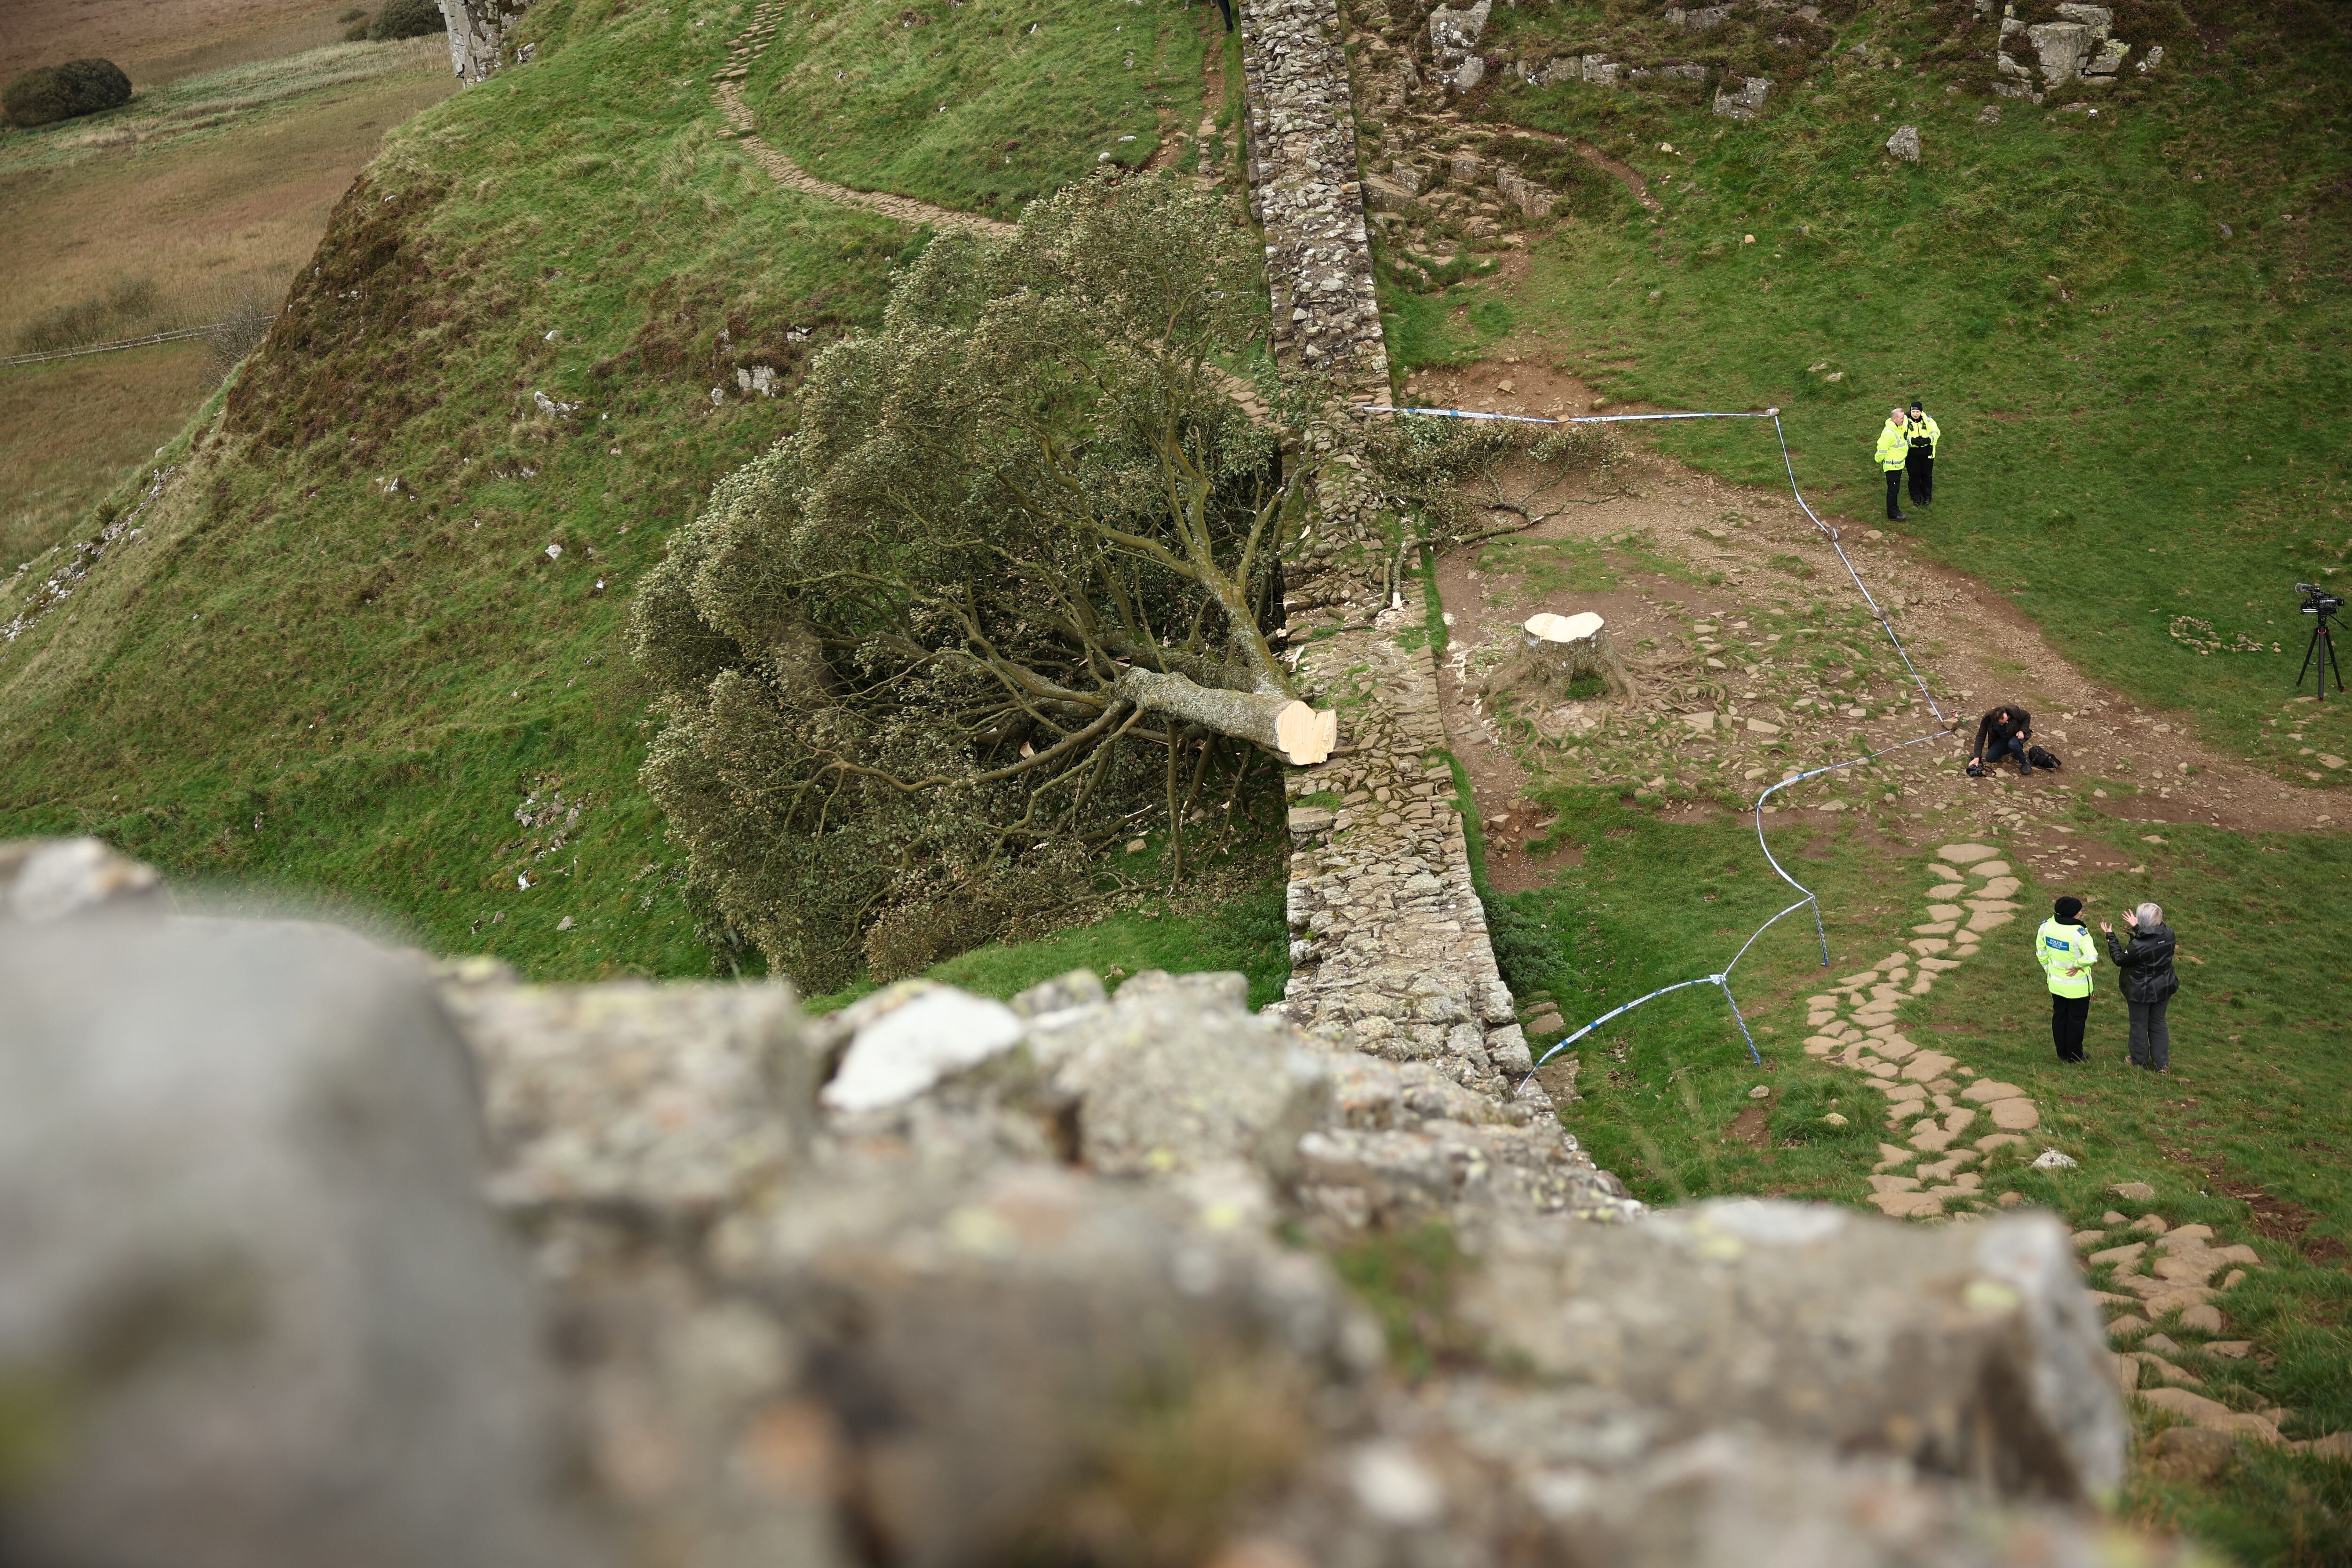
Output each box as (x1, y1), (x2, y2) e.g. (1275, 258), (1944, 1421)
(628, 176), (1297, 991)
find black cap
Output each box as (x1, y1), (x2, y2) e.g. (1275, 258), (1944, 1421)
(2054, 896), (2083, 921)
(1909, 399), (1924, 411)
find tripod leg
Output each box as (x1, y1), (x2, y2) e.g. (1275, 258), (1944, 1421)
(2300, 626), (2322, 692)
(2330, 625), (2345, 695)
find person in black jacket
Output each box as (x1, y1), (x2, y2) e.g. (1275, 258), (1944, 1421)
(1971, 706), (2034, 776)
(2099, 902), (2181, 1072)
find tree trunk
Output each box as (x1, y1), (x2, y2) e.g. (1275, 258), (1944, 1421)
(1115, 668), (1336, 764)
(1498, 611), (1635, 701)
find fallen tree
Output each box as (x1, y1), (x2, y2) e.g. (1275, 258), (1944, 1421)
(630, 177), (1325, 987)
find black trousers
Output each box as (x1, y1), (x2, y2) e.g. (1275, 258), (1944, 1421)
(1907, 451), (1933, 505)
(2051, 993), (2090, 1062)
(1885, 469), (1906, 519)
(2128, 997), (2172, 1070)
(1983, 734), (2031, 774)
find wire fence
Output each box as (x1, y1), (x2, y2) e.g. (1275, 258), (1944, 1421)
(1361, 402), (1958, 1074)
(1, 317), (274, 369)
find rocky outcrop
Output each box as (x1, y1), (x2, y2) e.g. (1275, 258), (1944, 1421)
(437, 0), (534, 82)
(0, 896), (2190, 1565)
(1993, 0), (2148, 98)
(1712, 74), (1772, 119)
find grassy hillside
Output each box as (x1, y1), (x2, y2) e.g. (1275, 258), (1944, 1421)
(1374, 0), (2351, 779)
(746, 0), (1216, 211)
(0, 0), (1237, 982)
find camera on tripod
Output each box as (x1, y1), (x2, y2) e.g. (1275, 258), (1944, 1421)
(2295, 582), (2344, 699)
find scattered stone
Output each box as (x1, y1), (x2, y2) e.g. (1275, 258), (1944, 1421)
(2109, 1181), (2158, 1202)
(2205, 1340), (2254, 1359)
(1885, 124), (1922, 162)
(2030, 1145), (2074, 1167)
(1977, 103), (2002, 124)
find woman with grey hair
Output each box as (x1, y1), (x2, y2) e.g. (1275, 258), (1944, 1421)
(2100, 902), (2181, 1072)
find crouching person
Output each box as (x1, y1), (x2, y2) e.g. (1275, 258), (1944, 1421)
(2101, 902), (2181, 1072)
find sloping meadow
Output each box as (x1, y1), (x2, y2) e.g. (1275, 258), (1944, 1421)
(0, 0), (1240, 981)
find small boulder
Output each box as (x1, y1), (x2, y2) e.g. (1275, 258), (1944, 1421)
(1885, 124), (1922, 162)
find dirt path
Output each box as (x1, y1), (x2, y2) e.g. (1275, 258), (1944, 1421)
(712, 10), (1015, 239)
(1405, 356), (2336, 901)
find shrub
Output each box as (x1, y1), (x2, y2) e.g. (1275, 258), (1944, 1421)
(368, 0), (447, 40)
(2, 58), (131, 128)
(337, 5), (367, 18)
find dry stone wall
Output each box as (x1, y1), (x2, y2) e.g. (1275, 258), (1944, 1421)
(1238, 0), (1391, 395)
(0, 869), (2179, 1568)
(1235, 0), (1616, 1207)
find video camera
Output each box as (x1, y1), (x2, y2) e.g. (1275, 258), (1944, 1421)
(2296, 583), (2345, 700)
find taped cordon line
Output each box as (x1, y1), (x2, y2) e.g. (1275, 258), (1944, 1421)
(1363, 402), (1958, 1078)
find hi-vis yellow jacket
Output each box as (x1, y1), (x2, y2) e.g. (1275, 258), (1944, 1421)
(2036, 916), (2098, 998)
(1875, 419), (1910, 470)
(1908, 413), (1941, 458)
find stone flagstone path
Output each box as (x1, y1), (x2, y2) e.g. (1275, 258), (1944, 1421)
(1799, 839), (2040, 1220)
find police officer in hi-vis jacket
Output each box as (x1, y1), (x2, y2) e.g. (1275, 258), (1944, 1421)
(2036, 896), (2098, 1064)
(1875, 407), (1913, 522)
(1905, 398), (1940, 508)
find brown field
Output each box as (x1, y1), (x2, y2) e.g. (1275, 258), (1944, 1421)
(0, 27), (454, 564)
(0, 343), (219, 568)
(1, 0), (374, 87)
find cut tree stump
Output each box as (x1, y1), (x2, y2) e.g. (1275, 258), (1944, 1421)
(1509, 611), (1635, 701)
(1115, 668), (1337, 764)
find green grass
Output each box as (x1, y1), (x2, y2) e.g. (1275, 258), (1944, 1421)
(0, 0), (1244, 984)
(1485, 786), (2352, 1560)
(1383, 3), (2352, 780)
(806, 882), (1291, 1013)
(747, 0), (1216, 213)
